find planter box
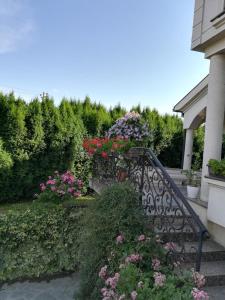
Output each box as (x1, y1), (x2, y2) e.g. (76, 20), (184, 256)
(208, 166), (225, 181)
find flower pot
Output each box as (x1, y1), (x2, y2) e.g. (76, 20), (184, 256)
(187, 185), (200, 199)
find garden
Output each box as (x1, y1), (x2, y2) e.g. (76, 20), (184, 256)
(0, 92), (210, 299)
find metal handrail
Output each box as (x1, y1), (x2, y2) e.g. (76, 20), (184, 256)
(92, 147), (209, 271)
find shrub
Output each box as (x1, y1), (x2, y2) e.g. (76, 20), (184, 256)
(37, 170), (85, 203)
(0, 139), (13, 170)
(0, 202), (86, 281)
(97, 235), (208, 299)
(77, 183), (147, 299)
(208, 158), (225, 177)
(0, 94), (87, 203)
(77, 183), (209, 300)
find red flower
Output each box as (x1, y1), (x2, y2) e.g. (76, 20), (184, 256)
(101, 151), (108, 158)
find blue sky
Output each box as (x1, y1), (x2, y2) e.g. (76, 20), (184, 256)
(0, 0), (209, 113)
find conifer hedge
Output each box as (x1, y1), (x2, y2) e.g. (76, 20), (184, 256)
(0, 93), (87, 203)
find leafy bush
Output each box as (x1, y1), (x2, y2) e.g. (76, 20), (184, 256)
(0, 202), (86, 281)
(77, 183), (146, 299)
(0, 139), (13, 170)
(0, 93), (86, 203)
(98, 235), (208, 299)
(77, 183), (208, 300)
(208, 158), (225, 177)
(37, 170), (85, 203)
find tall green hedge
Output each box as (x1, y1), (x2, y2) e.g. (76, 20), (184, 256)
(0, 93), (87, 202)
(0, 203), (85, 281)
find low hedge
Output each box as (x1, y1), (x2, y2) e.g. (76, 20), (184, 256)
(0, 201), (87, 282)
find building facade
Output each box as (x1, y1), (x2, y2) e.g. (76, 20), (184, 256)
(174, 0), (225, 246)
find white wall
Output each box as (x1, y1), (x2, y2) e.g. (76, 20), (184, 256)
(192, 0), (225, 53)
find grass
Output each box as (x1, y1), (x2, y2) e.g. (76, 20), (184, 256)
(0, 195), (95, 214)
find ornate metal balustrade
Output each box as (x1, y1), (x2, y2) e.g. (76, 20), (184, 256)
(91, 147), (209, 271)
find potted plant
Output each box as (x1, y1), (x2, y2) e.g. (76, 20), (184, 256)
(182, 169), (201, 199)
(208, 159), (225, 181)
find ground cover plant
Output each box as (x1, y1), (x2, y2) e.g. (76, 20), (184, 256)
(76, 183), (208, 300)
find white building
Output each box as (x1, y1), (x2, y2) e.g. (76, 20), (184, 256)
(174, 0), (225, 247)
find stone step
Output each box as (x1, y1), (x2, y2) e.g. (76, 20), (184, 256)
(184, 261), (225, 287)
(176, 240), (225, 263)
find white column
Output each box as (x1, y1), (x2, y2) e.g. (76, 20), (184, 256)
(201, 54), (225, 201)
(183, 129), (194, 170)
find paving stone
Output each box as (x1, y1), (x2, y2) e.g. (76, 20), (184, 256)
(205, 285), (225, 300)
(0, 273), (80, 300)
(35, 293), (57, 300)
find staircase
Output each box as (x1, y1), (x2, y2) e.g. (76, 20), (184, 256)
(91, 147), (225, 294)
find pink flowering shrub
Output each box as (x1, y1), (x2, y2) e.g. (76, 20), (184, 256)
(38, 170), (84, 202)
(97, 234), (209, 300)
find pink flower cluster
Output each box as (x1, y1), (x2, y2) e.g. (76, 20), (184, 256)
(164, 242), (176, 251)
(116, 234), (125, 244)
(152, 258), (161, 271)
(99, 265), (108, 280)
(191, 288), (209, 300)
(131, 291), (138, 300)
(125, 254), (142, 264)
(100, 272), (121, 300)
(138, 234), (145, 242)
(153, 272), (166, 287)
(39, 170), (83, 200)
(105, 273), (120, 289)
(192, 271), (206, 289)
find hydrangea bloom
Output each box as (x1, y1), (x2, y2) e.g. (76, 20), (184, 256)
(152, 258), (161, 271)
(153, 272), (166, 287)
(38, 170), (83, 200)
(107, 112), (149, 142)
(125, 254), (142, 264)
(191, 288), (209, 300)
(131, 291), (138, 300)
(192, 270), (206, 289)
(99, 265), (108, 280)
(138, 234), (146, 242)
(116, 234), (125, 244)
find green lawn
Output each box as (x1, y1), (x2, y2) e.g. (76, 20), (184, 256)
(0, 195), (95, 214)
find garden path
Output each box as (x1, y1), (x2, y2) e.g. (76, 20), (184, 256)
(0, 273), (80, 300)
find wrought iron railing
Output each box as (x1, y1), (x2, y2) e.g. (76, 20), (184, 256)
(92, 147), (209, 271)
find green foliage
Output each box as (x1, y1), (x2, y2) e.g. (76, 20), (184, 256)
(77, 183), (146, 299)
(0, 93), (86, 203)
(182, 169), (201, 187)
(0, 139), (13, 170)
(0, 202), (86, 281)
(208, 158), (225, 177)
(77, 183), (206, 300)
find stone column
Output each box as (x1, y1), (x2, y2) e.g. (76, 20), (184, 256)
(183, 129), (194, 170)
(201, 54), (225, 201)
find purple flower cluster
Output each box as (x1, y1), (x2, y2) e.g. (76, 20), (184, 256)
(107, 112), (149, 141)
